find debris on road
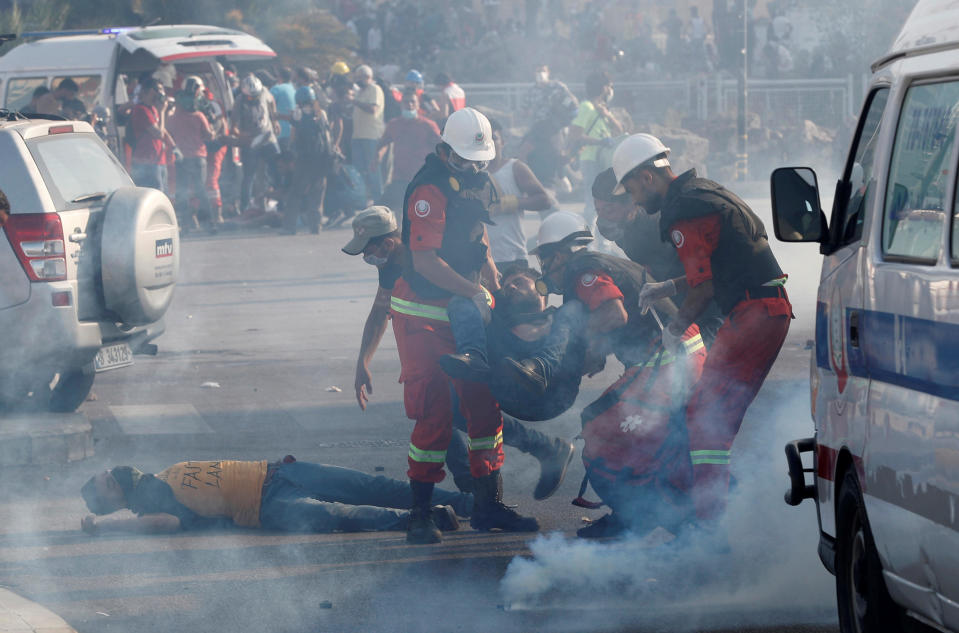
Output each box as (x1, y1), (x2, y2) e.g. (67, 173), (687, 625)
(201, 382), (221, 389)
(374, 466), (384, 472)
(319, 601), (333, 609)
(325, 386), (342, 393)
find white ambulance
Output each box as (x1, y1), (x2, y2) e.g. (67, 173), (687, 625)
(0, 24), (276, 147)
(771, 1), (959, 631)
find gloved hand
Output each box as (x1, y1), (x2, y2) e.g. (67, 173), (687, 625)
(638, 279), (676, 314)
(496, 194), (520, 215)
(172, 147), (184, 163)
(471, 287), (494, 323)
(661, 322), (684, 353)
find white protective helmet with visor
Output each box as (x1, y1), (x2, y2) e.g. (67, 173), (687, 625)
(442, 107), (496, 163)
(530, 211), (593, 257)
(611, 133), (671, 195)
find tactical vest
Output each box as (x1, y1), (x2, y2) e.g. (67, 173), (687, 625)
(561, 251), (677, 365)
(401, 153), (497, 299)
(659, 170), (783, 314)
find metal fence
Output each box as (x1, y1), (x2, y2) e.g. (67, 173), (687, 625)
(460, 75), (860, 132)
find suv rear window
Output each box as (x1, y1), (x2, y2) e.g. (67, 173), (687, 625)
(27, 134), (131, 208)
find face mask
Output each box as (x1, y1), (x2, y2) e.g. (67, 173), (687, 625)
(448, 153), (487, 174)
(606, 88), (614, 102)
(535, 71), (549, 83)
(401, 109), (417, 119)
(597, 218), (624, 242)
(363, 254), (388, 267)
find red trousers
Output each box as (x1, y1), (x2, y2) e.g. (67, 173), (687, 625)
(206, 145), (227, 209)
(391, 279), (504, 484)
(686, 295), (792, 521)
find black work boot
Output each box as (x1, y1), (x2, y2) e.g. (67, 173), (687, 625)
(439, 352), (491, 382)
(431, 505), (460, 531)
(470, 471), (539, 532)
(576, 512), (627, 539)
(531, 438), (576, 501)
(502, 357), (548, 395)
(407, 481), (441, 544)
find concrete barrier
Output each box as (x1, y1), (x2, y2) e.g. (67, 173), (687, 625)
(0, 414), (92, 467)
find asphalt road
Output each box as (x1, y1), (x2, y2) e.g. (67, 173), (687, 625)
(0, 201), (841, 633)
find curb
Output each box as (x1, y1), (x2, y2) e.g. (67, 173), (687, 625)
(0, 414), (92, 467)
(0, 588), (76, 632)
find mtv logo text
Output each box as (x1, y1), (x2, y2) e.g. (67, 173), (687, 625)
(155, 238), (174, 258)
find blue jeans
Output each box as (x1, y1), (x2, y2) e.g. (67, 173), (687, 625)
(131, 162), (168, 193)
(351, 138), (382, 200)
(174, 157), (210, 226)
(447, 295), (489, 359)
(258, 462), (472, 532)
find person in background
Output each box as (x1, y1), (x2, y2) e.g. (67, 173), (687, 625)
(403, 69), (440, 119)
(327, 81), (355, 164)
(129, 77), (179, 193)
(434, 72), (466, 124)
(35, 77), (79, 116)
(283, 86), (333, 235)
(60, 98), (87, 121)
(168, 85), (215, 233)
(351, 65), (385, 206)
(23, 86), (50, 114)
(374, 90), (442, 214)
(518, 64), (578, 188)
(569, 70), (623, 250)
(231, 73), (280, 212)
(485, 118), (555, 277)
(80, 458), (470, 536)
(270, 67), (297, 154)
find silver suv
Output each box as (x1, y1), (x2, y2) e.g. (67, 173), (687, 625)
(0, 114), (178, 412)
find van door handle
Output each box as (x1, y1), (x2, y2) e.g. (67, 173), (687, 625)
(849, 311), (860, 348)
(68, 232), (87, 243)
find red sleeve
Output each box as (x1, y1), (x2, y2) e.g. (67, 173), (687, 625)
(573, 272), (624, 311)
(669, 214), (721, 287)
(426, 119), (441, 137)
(130, 105), (151, 136)
(406, 184), (447, 251)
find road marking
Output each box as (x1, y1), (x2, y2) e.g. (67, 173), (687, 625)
(110, 404), (213, 435)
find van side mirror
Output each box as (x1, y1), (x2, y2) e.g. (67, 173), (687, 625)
(770, 167), (826, 243)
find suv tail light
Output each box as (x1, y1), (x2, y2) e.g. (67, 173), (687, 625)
(3, 213), (67, 281)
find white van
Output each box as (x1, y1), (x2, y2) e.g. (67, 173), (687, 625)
(0, 24), (276, 148)
(770, 1), (959, 631)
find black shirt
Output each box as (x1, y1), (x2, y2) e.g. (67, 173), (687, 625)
(378, 259), (402, 290)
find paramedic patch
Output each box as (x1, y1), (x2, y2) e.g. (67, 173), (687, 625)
(580, 273), (597, 287)
(671, 230), (685, 248)
(414, 200), (431, 218)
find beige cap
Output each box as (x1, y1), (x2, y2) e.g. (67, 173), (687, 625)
(342, 206), (398, 255)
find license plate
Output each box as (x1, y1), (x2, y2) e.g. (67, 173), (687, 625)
(95, 342), (134, 372)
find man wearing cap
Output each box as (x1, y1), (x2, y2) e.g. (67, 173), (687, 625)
(611, 133), (792, 540)
(391, 107), (539, 543)
(344, 207), (578, 501)
(591, 167), (725, 346)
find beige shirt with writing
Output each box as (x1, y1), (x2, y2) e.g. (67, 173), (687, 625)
(157, 460), (267, 527)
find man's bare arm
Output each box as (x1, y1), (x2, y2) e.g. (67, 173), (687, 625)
(82, 513), (181, 535)
(355, 286), (392, 410)
(673, 280), (714, 331)
(589, 298), (629, 334)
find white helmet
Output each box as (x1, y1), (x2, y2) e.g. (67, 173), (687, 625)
(442, 107), (495, 161)
(240, 74), (263, 97)
(611, 133), (671, 194)
(530, 211), (593, 255)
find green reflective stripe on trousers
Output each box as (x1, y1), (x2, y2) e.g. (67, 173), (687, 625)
(635, 334), (705, 367)
(390, 297), (450, 322)
(690, 449), (731, 466)
(409, 444), (447, 463)
(468, 431), (504, 451)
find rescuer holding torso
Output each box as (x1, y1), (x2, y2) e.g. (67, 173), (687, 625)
(612, 134), (793, 543)
(391, 107), (539, 544)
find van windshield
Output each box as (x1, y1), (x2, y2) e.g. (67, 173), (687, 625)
(27, 134), (131, 208)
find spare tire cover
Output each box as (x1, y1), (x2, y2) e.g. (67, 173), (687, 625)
(100, 186), (179, 325)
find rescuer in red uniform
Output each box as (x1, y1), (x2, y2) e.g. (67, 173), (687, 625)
(393, 107), (539, 544)
(611, 134), (792, 540)
(532, 211), (707, 538)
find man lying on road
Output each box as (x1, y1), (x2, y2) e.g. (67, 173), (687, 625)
(80, 456), (469, 535)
